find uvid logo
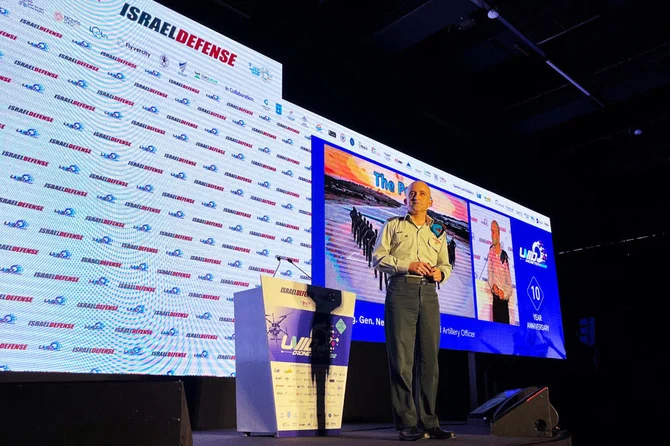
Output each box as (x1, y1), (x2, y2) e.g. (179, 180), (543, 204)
(281, 335), (312, 356)
(519, 241), (548, 268)
(281, 330), (339, 358)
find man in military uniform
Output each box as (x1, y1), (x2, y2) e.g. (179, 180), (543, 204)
(372, 180), (454, 441)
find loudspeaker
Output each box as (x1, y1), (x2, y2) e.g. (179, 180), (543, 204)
(468, 386), (559, 437)
(0, 380), (193, 446)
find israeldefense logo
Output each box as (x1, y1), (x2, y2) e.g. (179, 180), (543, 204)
(519, 241), (548, 268)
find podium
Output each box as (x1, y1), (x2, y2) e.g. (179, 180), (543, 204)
(234, 276), (356, 437)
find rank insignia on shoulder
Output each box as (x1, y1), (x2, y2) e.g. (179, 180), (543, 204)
(430, 222), (447, 238)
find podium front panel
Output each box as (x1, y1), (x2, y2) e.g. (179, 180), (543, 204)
(235, 276), (355, 437)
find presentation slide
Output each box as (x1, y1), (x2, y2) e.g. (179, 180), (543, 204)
(311, 137), (565, 359)
(0, 0), (565, 376)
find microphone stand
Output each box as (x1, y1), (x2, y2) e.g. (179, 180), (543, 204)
(478, 257), (489, 280)
(286, 258), (311, 280)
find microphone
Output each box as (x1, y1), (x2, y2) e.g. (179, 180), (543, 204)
(274, 255), (311, 280)
(272, 255), (283, 278)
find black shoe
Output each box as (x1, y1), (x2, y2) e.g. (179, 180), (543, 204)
(425, 427), (455, 439)
(399, 427), (428, 441)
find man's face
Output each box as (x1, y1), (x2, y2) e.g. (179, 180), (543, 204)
(491, 221), (500, 244)
(405, 181), (432, 214)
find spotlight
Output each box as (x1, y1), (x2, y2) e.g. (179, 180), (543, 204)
(488, 9), (499, 19)
(633, 128), (643, 136)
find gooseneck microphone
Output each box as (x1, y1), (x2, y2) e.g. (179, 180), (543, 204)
(274, 255), (312, 280)
(272, 255), (283, 278)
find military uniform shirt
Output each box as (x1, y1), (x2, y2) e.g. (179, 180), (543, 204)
(372, 214), (452, 282)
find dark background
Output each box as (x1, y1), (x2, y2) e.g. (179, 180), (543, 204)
(4, 0), (669, 443)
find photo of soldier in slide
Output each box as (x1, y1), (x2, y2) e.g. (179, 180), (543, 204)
(323, 145), (475, 318)
(470, 204), (519, 325)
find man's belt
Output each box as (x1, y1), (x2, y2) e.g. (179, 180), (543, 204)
(390, 275), (435, 285)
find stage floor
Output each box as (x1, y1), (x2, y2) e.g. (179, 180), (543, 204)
(193, 422), (572, 445)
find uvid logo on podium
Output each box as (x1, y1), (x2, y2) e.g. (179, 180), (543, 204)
(280, 332), (339, 358)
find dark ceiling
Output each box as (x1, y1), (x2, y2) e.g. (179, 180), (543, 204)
(156, 0), (669, 252)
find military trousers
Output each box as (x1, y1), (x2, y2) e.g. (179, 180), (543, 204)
(384, 277), (441, 430)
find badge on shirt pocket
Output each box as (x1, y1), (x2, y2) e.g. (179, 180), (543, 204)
(430, 222), (446, 238)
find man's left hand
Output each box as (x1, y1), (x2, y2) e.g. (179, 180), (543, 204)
(430, 267), (442, 283)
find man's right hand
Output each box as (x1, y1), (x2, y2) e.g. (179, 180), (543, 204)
(409, 261), (433, 276)
(492, 284), (506, 299)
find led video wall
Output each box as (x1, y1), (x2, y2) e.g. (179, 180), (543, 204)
(0, 0), (309, 376)
(0, 0), (565, 376)
(310, 138), (565, 359)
